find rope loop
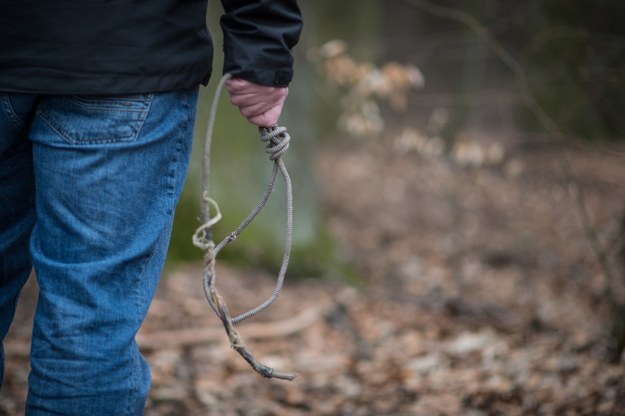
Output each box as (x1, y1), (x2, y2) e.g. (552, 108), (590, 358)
(195, 73), (297, 380)
(197, 76), (293, 322)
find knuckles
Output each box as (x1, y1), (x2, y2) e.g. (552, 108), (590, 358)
(225, 79), (287, 127)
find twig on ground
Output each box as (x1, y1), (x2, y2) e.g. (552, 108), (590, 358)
(135, 306), (325, 352)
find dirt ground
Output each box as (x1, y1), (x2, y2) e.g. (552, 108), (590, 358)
(2, 134), (625, 415)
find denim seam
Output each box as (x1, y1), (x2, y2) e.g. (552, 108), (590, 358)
(1, 94), (27, 129)
(125, 92), (193, 413)
(127, 94), (187, 312)
(125, 252), (151, 416)
(65, 94), (153, 111)
(38, 111), (146, 145)
(127, 95), (153, 146)
(36, 94), (154, 145)
(128, 90), (191, 318)
(126, 90), (182, 414)
(166, 95), (190, 214)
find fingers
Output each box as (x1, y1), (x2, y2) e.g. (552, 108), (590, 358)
(225, 78), (289, 127)
(246, 103), (285, 127)
(230, 92), (285, 118)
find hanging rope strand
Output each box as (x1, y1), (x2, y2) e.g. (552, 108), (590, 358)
(192, 73), (296, 381)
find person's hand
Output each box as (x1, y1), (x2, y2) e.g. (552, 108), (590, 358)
(225, 78), (288, 127)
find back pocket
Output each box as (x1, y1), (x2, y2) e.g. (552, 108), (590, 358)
(37, 94), (153, 145)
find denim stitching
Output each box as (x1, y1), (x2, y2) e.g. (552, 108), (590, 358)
(124, 91), (188, 414)
(36, 94), (154, 145)
(126, 252), (151, 416)
(65, 94), (153, 111)
(1, 94), (27, 130)
(37, 106), (133, 145)
(128, 94), (153, 146)
(166, 91), (191, 215)
(129, 91), (192, 316)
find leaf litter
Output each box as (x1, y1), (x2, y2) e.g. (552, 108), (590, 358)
(2, 135), (625, 415)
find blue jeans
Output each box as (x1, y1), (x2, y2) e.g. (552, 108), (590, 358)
(0, 87), (199, 415)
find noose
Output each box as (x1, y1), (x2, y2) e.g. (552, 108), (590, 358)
(192, 73), (297, 381)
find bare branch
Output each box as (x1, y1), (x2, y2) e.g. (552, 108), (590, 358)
(401, 0), (624, 361)
(400, 0), (619, 310)
(135, 306), (324, 352)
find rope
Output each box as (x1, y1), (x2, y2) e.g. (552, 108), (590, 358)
(214, 126), (293, 323)
(191, 73), (296, 380)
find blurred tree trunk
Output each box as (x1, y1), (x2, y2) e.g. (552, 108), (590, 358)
(167, 0), (383, 277)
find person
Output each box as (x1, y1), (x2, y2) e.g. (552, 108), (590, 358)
(0, 0), (302, 414)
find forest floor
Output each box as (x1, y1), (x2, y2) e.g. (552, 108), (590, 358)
(2, 133), (625, 415)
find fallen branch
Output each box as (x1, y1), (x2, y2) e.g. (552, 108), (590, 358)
(212, 293), (296, 380)
(136, 305), (325, 352)
(4, 306), (326, 362)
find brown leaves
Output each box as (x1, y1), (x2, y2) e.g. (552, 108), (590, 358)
(309, 39), (424, 136)
(3, 136), (625, 415)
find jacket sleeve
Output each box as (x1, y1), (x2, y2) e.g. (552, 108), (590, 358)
(219, 0), (302, 87)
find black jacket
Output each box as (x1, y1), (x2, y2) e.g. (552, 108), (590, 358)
(0, 0), (302, 94)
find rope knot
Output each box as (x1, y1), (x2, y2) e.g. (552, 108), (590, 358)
(192, 195), (222, 250)
(259, 126), (290, 161)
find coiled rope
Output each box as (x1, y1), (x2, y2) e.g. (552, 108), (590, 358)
(192, 73), (296, 380)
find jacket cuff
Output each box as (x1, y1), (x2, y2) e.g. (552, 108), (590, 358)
(219, 0), (302, 88)
(222, 65), (293, 87)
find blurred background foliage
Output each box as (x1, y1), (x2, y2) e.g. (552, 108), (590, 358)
(165, 0), (624, 277)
